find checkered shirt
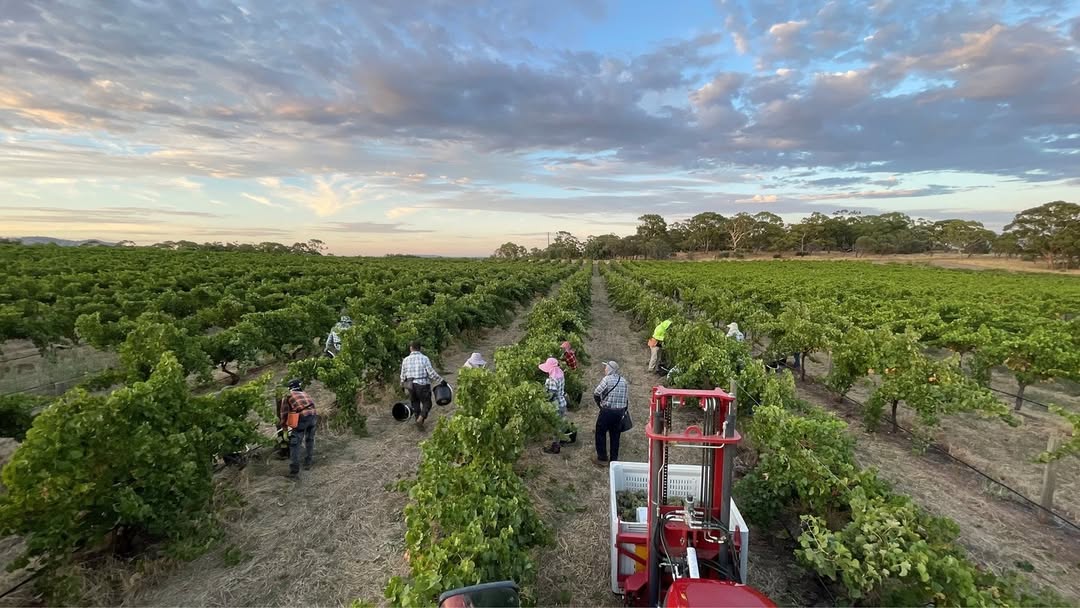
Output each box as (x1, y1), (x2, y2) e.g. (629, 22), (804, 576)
(400, 351), (443, 386)
(544, 375), (568, 413)
(283, 390), (316, 415)
(594, 373), (629, 409)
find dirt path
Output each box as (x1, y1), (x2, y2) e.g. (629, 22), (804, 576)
(525, 267), (650, 607)
(122, 292), (549, 608)
(525, 267), (821, 607)
(794, 378), (1080, 602)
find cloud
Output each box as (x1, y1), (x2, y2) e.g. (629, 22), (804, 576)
(797, 185), (963, 200)
(317, 221), (433, 233)
(806, 177), (871, 188)
(2, 2), (1074, 185)
(0, 206), (222, 225)
(191, 227), (295, 238)
(767, 20), (809, 58)
(167, 177), (202, 191)
(257, 175), (367, 216)
(735, 194), (779, 203)
(385, 207), (421, 219)
(241, 193), (285, 209)
(0, 0), (1076, 251)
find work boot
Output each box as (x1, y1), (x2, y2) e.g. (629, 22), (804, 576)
(416, 416), (426, 427)
(303, 461), (312, 471)
(592, 457), (608, 468)
(287, 470), (300, 480)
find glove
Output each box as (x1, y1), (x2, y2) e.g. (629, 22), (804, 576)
(593, 394), (602, 407)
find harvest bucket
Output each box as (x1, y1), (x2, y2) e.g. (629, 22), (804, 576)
(434, 382), (453, 406)
(392, 401), (411, 421)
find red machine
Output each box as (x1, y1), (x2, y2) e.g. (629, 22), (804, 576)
(615, 387), (775, 608)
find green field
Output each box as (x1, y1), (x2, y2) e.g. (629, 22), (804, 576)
(0, 246), (1077, 606)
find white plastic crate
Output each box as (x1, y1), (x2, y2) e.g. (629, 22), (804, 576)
(608, 461), (750, 594)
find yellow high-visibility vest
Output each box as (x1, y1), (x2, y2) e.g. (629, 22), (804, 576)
(652, 319), (672, 341)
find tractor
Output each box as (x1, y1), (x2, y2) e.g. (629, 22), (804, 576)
(439, 386), (775, 608)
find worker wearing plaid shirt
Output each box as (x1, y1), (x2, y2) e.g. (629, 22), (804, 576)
(593, 360), (629, 465)
(400, 341), (444, 426)
(280, 379), (317, 478)
(560, 340), (578, 370)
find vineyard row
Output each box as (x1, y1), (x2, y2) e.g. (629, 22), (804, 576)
(384, 263), (594, 606)
(0, 255), (575, 603)
(601, 263), (1065, 606)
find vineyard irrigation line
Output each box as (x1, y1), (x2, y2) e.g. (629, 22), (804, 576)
(0, 352), (50, 365)
(0, 569), (39, 601)
(986, 386), (1051, 411)
(0, 369), (106, 397)
(775, 517), (838, 606)
(767, 358), (1080, 534)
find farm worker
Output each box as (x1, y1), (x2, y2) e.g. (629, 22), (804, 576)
(725, 322), (744, 342)
(648, 319), (673, 373)
(592, 360), (629, 466)
(324, 315), (353, 358)
(463, 352), (487, 369)
(279, 379), (317, 479)
(539, 357), (568, 454)
(400, 340), (444, 427)
(560, 340), (579, 370)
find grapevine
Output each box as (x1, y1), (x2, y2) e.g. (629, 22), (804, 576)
(601, 262), (1063, 606)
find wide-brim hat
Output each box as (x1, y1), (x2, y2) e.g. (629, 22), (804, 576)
(604, 360), (619, 373)
(466, 352), (487, 367)
(560, 340), (572, 350)
(539, 357), (561, 374)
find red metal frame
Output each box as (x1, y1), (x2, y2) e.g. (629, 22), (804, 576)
(616, 385), (774, 607)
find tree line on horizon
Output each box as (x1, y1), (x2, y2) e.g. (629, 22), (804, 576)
(493, 201), (1080, 269)
(0, 237), (330, 256)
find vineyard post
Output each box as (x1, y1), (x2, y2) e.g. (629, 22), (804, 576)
(729, 378), (737, 412)
(722, 378), (738, 529)
(1014, 384), (1026, 412)
(1038, 433), (1061, 523)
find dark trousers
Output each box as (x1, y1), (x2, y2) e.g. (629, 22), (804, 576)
(595, 407), (625, 461)
(289, 414), (317, 474)
(409, 383), (433, 419)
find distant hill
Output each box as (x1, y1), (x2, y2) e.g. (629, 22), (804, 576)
(5, 236), (116, 247)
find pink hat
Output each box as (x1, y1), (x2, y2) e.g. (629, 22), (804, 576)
(560, 341), (572, 351)
(539, 357), (561, 375)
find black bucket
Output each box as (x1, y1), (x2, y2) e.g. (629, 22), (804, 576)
(392, 401), (412, 422)
(434, 382), (453, 406)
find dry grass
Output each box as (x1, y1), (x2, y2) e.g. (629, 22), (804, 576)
(0, 339), (118, 395)
(673, 252), (1080, 276)
(526, 270), (821, 607)
(794, 351), (1080, 524)
(794, 377), (1080, 602)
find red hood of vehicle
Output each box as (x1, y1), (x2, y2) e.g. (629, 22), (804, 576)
(663, 579), (776, 608)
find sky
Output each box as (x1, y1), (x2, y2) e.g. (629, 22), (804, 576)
(1, 0), (1078, 256)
